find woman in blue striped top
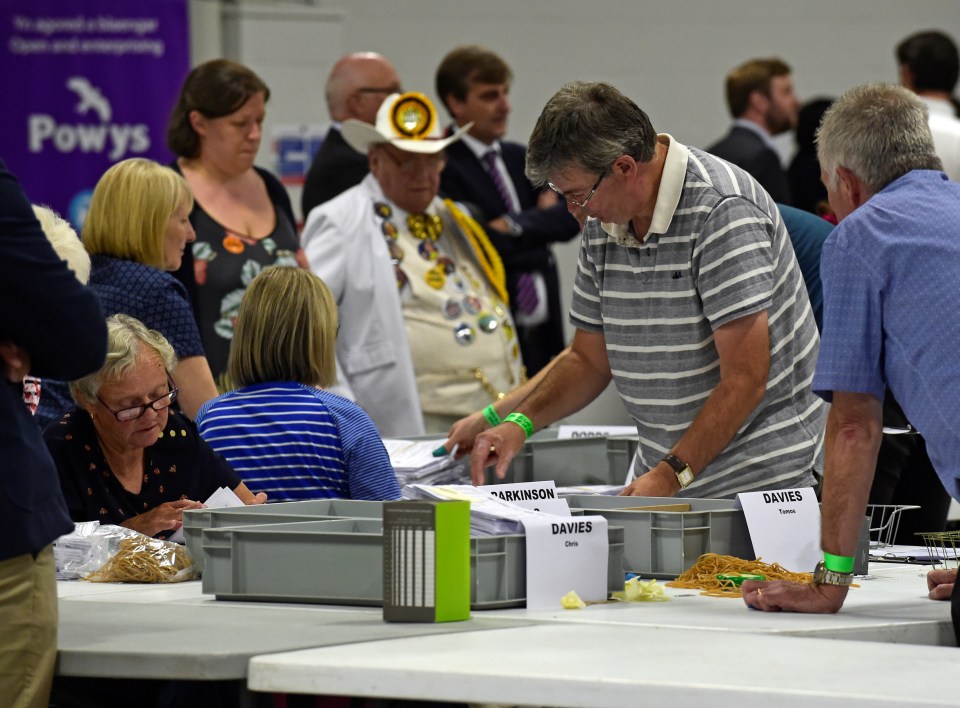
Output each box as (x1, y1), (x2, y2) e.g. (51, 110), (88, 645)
(196, 267), (400, 501)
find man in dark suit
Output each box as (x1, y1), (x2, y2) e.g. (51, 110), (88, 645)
(707, 58), (799, 204)
(0, 158), (107, 707)
(436, 46), (580, 376)
(301, 52), (401, 219)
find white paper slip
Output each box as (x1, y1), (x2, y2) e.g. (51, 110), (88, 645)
(479, 481), (571, 516)
(735, 488), (820, 573)
(520, 514), (608, 610)
(556, 425), (636, 439)
(168, 486), (244, 544)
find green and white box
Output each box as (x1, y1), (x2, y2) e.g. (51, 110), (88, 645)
(383, 500), (470, 623)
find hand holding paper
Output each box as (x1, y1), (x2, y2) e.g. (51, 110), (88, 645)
(167, 486), (245, 544)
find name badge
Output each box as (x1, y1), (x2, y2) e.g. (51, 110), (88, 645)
(520, 514), (608, 610)
(478, 481), (570, 516)
(736, 487), (820, 572)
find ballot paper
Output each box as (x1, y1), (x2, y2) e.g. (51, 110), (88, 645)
(383, 438), (469, 486)
(167, 486), (243, 544)
(556, 485), (625, 497)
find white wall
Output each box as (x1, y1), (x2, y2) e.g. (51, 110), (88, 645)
(198, 0), (960, 424)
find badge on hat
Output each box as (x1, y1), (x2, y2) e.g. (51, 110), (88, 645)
(390, 93), (435, 139)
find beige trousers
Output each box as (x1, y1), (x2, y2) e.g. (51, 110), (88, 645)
(0, 545), (58, 708)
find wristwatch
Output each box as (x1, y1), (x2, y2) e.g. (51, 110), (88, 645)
(661, 453), (695, 489)
(812, 561), (854, 587)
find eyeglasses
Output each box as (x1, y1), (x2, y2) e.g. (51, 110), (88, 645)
(97, 378), (179, 422)
(548, 170), (609, 209)
(378, 145), (446, 174)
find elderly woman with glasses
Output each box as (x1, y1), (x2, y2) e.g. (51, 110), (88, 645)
(44, 314), (265, 539)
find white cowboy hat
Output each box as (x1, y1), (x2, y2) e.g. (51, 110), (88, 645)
(342, 91), (473, 154)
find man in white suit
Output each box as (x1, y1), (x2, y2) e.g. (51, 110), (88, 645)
(302, 92), (523, 436)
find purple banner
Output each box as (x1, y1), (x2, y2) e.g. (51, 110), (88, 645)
(0, 0), (189, 227)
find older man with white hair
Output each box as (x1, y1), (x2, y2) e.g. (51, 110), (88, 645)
(302, 92), (523, 437)
(742, 83), (960, 643)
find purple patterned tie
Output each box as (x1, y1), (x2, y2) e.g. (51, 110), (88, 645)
(482, 150), (538, 315)
(482, 149), (515, 214)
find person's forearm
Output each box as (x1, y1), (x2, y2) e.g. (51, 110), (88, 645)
(819, 394), (884, 556)
(489, 348), (565, 418)
(172, 356), (219, 420)
(669, 371), (766, 475)
(513, 344), (611, 430)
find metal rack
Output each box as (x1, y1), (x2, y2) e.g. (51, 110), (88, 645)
(865, 504), (921, 548)
(916, 530), (960, 569)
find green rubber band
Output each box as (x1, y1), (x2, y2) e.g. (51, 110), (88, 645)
(823, 552), (855, 574)
(482, 404), (502, 428)
(504, 412), (534, 439)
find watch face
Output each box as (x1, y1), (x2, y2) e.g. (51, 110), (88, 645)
(676, 467), (694, 488)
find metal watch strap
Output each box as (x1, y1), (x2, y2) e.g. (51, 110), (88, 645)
(813, 561), (854, 587)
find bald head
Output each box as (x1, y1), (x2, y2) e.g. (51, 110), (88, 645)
(325, 52), (401, 123)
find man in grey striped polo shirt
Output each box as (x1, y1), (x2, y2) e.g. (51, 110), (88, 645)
(471, 81), (825, 499)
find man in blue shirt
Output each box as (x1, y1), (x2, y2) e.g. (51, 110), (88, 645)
(742, 83), (960, 641)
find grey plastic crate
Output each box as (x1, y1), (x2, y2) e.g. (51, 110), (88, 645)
(605, 435), (639, 484)
(183, 499), (384, 570)
(508, 428), (625, 486)
(200, 517), (625, 609)
(566, 495), (753, 578)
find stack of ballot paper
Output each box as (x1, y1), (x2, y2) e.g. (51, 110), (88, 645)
(383, 439), (469, 486)
(403, 483), (565, 536)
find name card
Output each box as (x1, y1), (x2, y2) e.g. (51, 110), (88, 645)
(520, 514), (608, 610)
(556, 425), (636, 439)
(479, 481), (570, 517)
(735, 487), (820, 573)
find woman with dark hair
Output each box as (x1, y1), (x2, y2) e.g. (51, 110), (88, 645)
(167, 59), (306, 386)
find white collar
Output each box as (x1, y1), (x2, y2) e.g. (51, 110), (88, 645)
(919, 95), (957, 119)
(460, 131), (500, 160)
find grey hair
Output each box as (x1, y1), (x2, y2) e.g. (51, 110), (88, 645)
(525, 81), (657, 186)
(816, 83), (942, 194)
(31, 205), (90, 284)
(70, 314), (176, 404)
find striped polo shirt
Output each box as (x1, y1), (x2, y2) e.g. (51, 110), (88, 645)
(196, 382), (401, 501)
(570, 135), (825, 498)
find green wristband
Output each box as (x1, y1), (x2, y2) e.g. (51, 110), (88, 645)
(823, 552), (855, 574)
(482, 404), (502, 428)
(504, 412), (534, 439)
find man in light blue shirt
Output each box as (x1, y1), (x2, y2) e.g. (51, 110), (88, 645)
(742, 83), (960, 642)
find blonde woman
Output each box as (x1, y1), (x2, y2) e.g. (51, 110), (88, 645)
(196, 267), (400, 501)
(74, 158), (218, 421)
